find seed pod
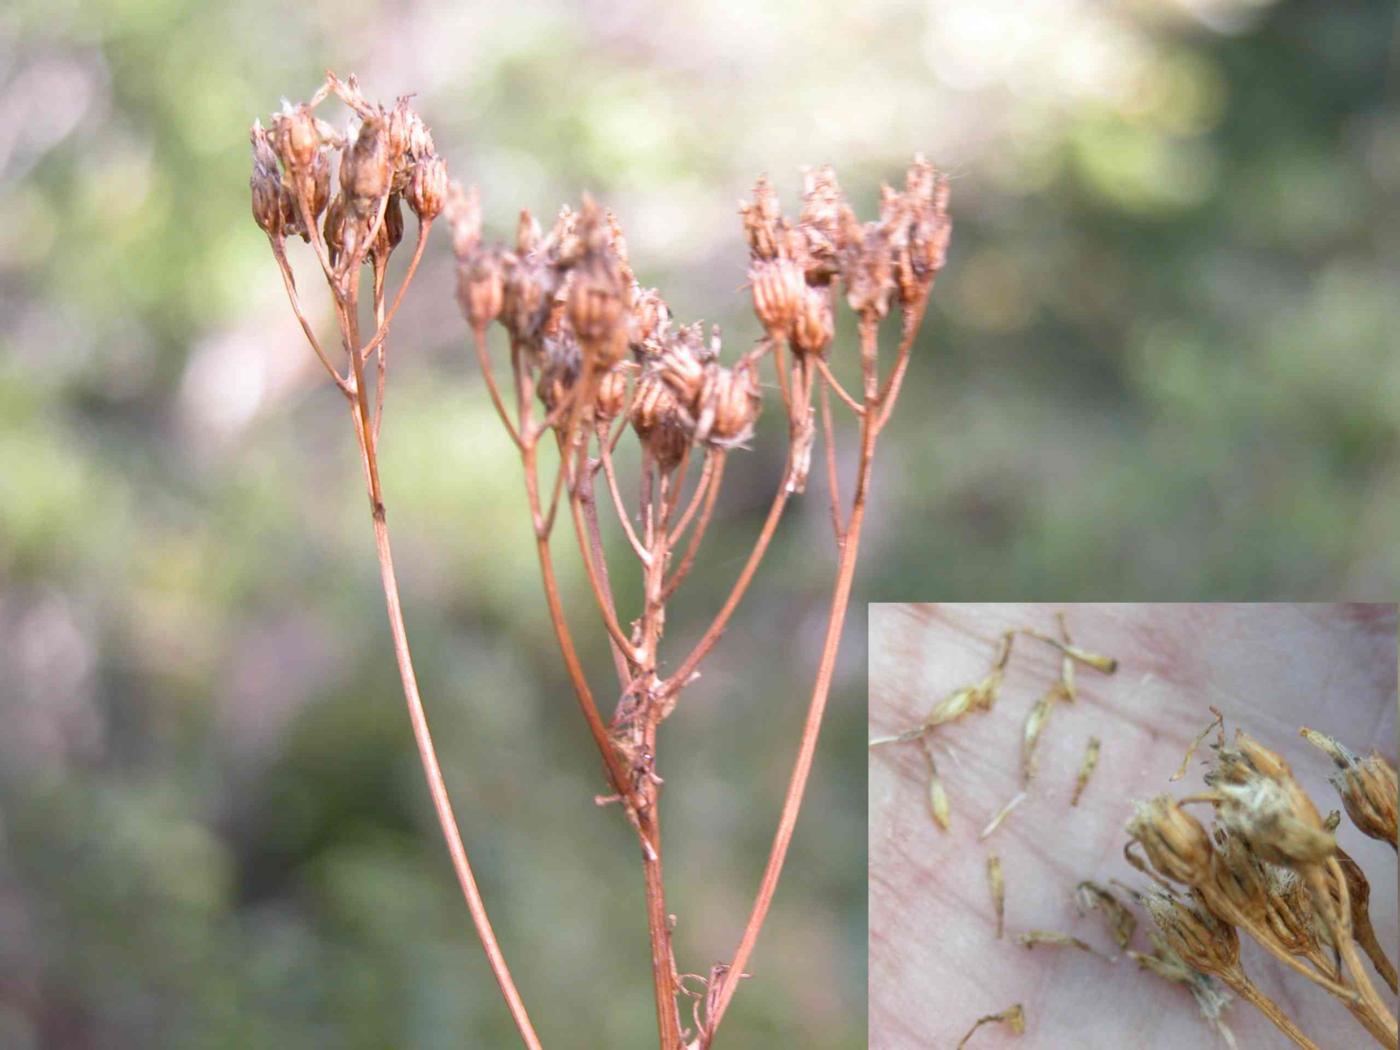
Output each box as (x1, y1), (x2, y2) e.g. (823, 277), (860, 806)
(1142, 891), (1240, 980)
(750, 258), (805, 334)
(740, 175), (783, 260)
(842, 222), (895, 320)
(790, 287), (834, 356)
(273, 104), (321, 174)
(1211, 733), (1335, 868)
(458, 250), (504, 331)
(249, 122), (284, 238)
(341, 116), (391, 217)
(407, 154), (448, 221)
(704, 364), (761, 448)
(594, 366), (629, 421)
(444, 182), (483, 260)
(372, 193), (404, 262)
(1128, 796), (1214, 887)
(323, 193), (347, 266)
(630, 288), (670, 348)
(658, 340), (707, 411)
(1301, 727), (1398, 848)
(799, 164), (845, 284)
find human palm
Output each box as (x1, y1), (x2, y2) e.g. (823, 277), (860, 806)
(869, 603), (1398, 1049)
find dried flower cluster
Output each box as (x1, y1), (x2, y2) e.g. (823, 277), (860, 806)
(254, 72), (951, 1050)
(1124, 719), (1398, 1048)
(445, 151), (949, 1050)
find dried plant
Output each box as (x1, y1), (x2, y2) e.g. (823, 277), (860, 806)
(254, 72), (950, 1048)
(1124, 717), (1398, 1049)
(248, 75), (540, 1047)
(955, 1003), (1025, 1048)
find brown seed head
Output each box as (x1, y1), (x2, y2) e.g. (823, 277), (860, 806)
(272, 103), (322, 174)
(249, 122), (285, 238)
(371, 193), (404, 262)
(457, 249), (505, 331)
(1301, 728), (1398, 847)
(444, 182), (483, 259)
(791, 287), (834, 356)
(340, 115), (391, 218)
(799, 165), (846, 284)
(1128, 796), (1213, 887)
(1211, 732), (1335, 868)
(740, 175), (783, 260)
(323, 193), (347, 265)
(594, 366), (630, 421)
(407, 155), (448, 221)
(630, 288), (670, 349)
(1143, 891), (1240, 979)
(699, 362), (761, 448)
(842, 221), (895, 320)
(750, 258), (806, 335)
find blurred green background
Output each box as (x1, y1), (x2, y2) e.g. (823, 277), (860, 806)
(1, 0), (1397, 1046)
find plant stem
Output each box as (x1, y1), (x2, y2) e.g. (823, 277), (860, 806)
(703, 318), (884, 1043)
(1223, 972), (1321, 1050)
(360, 435), (542, 1048)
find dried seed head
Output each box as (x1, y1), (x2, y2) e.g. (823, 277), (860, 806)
(323, 193), (347, 265)
(1210, 733), (1335, 868)
(594, 366), (630, 421)
(272, 103), (323, 174)
(740, 175), (784, 261)
(444, 182), (483, 258)
(895, 154), (952, 305)
(632, 372), (691, 471)
(567, 200), (632, 370)
(1128, 796), (1213, 887)
(537, 336), (580, 413)
(501, 251), (551, 349)
(657, 332), (708, 409)
(249, 121), (285, 238)
(1205, 829), (1274, 931)
(1142, 891), (1239, 979)
(791, 287), (834, 357)
(699, 362), (761, 448)
(750, 258), (806, 335)
(630, 288), (670, 349)
(341, 115), (391, 218)
(516, 209), (541, 255)
(799, 165), (846, 284)
(457, 248), (505, 331)
(841, 221), (895, 320)
(371, 193), (404, 263)
(407, 154), (448, 221)
(1301, 728), (1398, 847)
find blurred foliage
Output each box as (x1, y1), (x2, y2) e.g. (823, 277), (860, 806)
(1, 0), (1397, 1046)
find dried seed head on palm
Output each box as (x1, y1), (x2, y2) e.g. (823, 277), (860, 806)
(1301, 728), (1398, 849)
(1208, 732), (1336, 869)
(1141, 890), (1241, 981)
(1127, 795), (1214, 888)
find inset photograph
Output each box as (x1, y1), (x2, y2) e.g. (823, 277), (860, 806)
(869, 603), (1397, 1049)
